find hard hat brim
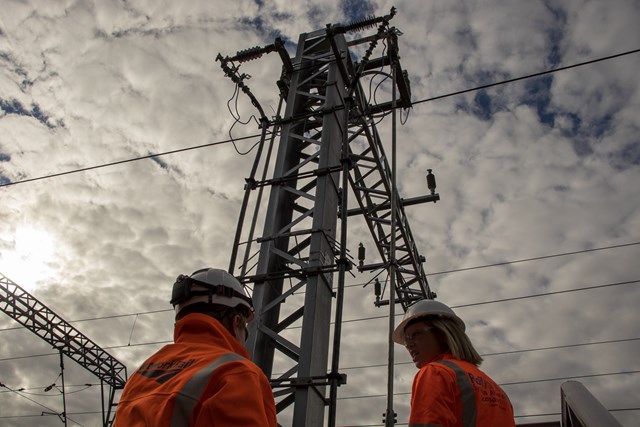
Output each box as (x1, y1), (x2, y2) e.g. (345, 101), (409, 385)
(392, 302), (465, 345)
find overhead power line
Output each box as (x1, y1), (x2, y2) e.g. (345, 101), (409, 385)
(423, 241), (640, 277)
(1, 48), (638, 189)
(336, 370), (640, 400)
(1, 271), (638, 340)
(1, 241), (637, 334)
(0, 133), (264, 188)
(339, 337), (640, 371)
(0, 383), (83, 426)
(413, 47), (640, 105)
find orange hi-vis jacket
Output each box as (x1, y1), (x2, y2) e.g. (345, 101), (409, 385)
(114, 313), (277, 427)
(409, 354), (515, 427)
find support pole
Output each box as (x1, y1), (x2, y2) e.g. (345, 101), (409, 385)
(328, 93), (351, 427)
(59, 348), (68, 427)
(385, 41), (398, 427)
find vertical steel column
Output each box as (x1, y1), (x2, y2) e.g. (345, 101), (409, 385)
(59, 349), (68, 427)
(244, 30), (350, 426)
(385, 50), (398, 427)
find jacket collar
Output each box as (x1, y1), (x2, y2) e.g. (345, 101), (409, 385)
(174, 312), (250, 359)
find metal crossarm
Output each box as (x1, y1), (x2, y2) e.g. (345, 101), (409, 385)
(0, 272), (127, 426)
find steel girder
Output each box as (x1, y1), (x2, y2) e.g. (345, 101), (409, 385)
(242, 29), (350, 427)
(0, 273), (127, 426)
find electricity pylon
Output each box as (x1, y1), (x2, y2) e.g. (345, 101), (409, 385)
(220, 8), (437, 426)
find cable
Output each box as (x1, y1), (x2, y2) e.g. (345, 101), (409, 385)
(499, 370), (640, 387)
(424, 241), (640, 277)
(1, 277), (637, 362)
(339, 278), (640, 325)
(1, 275), (638, 340)
(0, 382), (84, 426)
(0, 383), (98, 395)
(412, 48), (640, 105)
(335, 370), (640, 401)
(226, 83), (262, 155)
(1, 49), (637, 190)
(0, 411), (101, 420)
(1, 336), (634, 365)
(0, 132), (266, 188)
(338, 337), (640, 371)
(11, 240), (639, 333)
(0, 308), (173, 332)
(2, 239), (637, 334)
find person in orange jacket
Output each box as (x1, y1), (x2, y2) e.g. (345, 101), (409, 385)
(114, 268), (277, 427)
(393, 299), (516, 427)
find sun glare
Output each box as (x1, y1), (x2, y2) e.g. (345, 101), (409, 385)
(0, 226), (57, 291)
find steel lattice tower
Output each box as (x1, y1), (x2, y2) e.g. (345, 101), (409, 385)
(220, 8), (437, 426)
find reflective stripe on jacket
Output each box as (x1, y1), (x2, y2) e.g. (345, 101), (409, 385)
(409, 354), (515, 427)
(114, 313), (277, 427)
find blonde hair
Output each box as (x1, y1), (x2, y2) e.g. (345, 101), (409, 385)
(428, 317), (484, 366)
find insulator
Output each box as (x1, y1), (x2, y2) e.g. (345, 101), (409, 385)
(344, 15), (381, 33)
(374, 278), (381, 297)
(358, 242), (365, 265)
(426, 169), (437, 195)
(345, 7), (396, 34)
(233, 45), (266, 63)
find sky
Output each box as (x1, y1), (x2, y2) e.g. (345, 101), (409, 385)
(0, 0), (639, 426)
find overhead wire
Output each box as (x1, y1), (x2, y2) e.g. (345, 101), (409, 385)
(423, 241), (640, 277)
(0, 382), (84, 426)
(0, 48), (637, 189)
(0, 383), (97, 395)
(0, 132), (267, 188)
(226, 82), (263, 155)
(412, 47), (640, 106)
(335, 369), (640, 399)
(1, 241), (638, 335)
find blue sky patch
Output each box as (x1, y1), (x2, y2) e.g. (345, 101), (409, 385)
(0, 98), (58, 129)
(343, 0), (375, 23)
(148, 154), (169, 170)
(524, 75), (555, 127)
(473, 89), (492, 121)
(610, 141), (640, 170)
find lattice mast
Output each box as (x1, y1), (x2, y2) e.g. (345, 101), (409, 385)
(219, 8), (438, 426)
(0, 272), (127, 426)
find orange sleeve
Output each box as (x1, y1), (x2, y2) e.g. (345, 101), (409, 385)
(410, 364), (459, 427)
(195, 363), (277, 427)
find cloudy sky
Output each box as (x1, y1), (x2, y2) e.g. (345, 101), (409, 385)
(1, 0), (639, 426)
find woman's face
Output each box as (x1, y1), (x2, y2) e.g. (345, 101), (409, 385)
(403, 321), (445, 368)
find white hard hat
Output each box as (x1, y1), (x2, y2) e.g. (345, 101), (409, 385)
(171, 268), (254, 320)
(392, 299), (465, 345)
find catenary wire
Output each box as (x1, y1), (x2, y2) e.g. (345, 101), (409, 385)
(1, 48), (638, 189)
(412, 48), (640, 105)
(0, 133), (266, 188)
(0, 383), (98, 395)
(335, 370), (640, 399)
(0, 383), (84, 426)
(423, 241), (640, 277)
(1, 277), (636, 336)
(1, 240), (637, 333)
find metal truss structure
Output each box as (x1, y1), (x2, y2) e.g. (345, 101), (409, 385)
(0, 272), (127, 426)
(219, 8), (437, 426)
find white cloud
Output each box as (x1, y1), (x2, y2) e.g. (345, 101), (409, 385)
(1, 0), (638, 426)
